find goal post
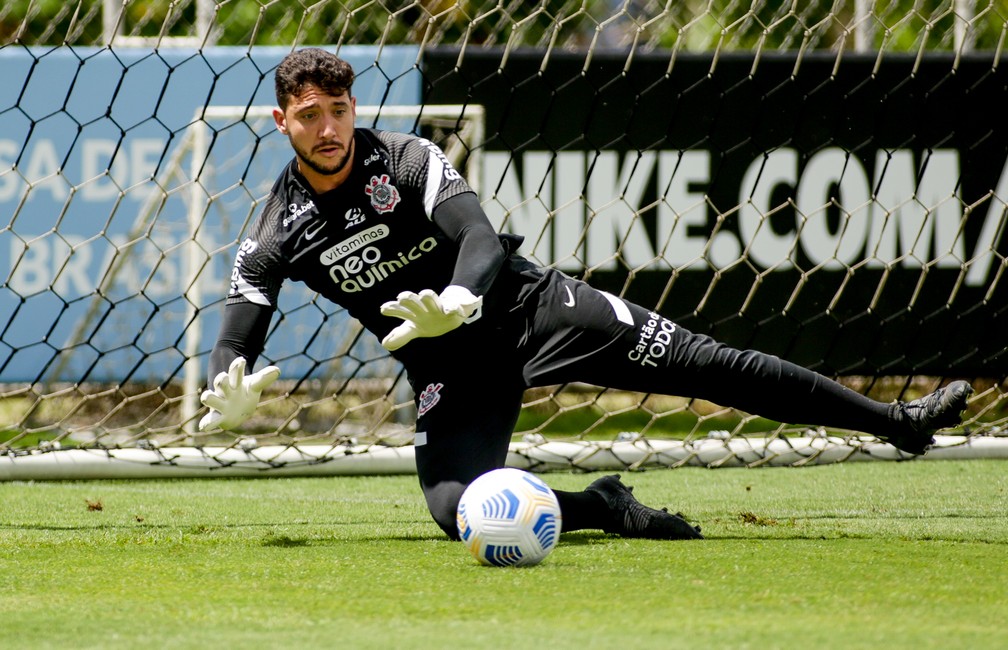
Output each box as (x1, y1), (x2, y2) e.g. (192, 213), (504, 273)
(3, 434), (1008, 481)
(1, 1), (1007, 480)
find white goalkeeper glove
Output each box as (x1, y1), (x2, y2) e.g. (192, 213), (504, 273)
(379, 285), (483, 351)
(199, 357), (281, 433)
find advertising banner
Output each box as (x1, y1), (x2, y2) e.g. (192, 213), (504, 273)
(0, 45), (420, 382)
(423, 48), (1007, 375)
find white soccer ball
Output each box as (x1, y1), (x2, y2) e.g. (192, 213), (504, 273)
(456, 468), (562, 567)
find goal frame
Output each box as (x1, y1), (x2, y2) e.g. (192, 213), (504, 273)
(3, 434), (1007, 481)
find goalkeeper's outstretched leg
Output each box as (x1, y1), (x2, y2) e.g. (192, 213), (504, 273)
(517, 268), (973, 456)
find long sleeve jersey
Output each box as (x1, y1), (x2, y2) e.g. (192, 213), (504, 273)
(209, 128), (524, 378)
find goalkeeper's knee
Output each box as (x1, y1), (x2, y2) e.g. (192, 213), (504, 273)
(422, 481), (465, 541)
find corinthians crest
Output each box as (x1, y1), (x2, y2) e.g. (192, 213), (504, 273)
(365, 174), (401, 214)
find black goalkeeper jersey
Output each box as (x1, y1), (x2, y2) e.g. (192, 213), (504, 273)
(221, 128), (531, 372)
(229, 129), (483, 330)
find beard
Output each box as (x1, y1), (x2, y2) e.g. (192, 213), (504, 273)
(291, 135), (353, 177)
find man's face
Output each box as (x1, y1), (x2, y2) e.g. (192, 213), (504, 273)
(274, 84), (356, 181)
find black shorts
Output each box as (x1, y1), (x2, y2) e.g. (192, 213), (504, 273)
(410, 265), (758, 484)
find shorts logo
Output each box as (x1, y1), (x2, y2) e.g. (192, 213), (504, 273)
(563, 285), (576, 307)
(628, 311), (676, 368)
(365, 174), (400, 214)
(418, 382), (443, 416)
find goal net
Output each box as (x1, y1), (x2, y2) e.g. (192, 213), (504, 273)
(1, 1), (1006, 478)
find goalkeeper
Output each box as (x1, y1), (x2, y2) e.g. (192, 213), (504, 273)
(201, 48), (973, 541)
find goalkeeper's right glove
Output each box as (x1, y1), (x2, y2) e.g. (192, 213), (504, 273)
(199, 357), (281, 433)
(379, 286), (482, 351)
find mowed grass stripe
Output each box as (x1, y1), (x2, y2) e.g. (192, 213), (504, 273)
(1, 460), (1005, 649)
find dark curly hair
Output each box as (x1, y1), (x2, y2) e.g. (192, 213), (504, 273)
(274, 48), (355, 109)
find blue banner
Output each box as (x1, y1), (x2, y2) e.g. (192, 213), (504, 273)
(0, 45), (421, 383)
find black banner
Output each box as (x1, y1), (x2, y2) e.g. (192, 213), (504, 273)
(421, 48), (1007, 375)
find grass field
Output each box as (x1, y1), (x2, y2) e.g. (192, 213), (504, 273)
(1, 459), (1005, 649)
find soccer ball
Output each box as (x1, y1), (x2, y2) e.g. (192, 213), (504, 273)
(456, 468), (562, 567)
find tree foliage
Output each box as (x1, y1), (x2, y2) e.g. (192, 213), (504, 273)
(2, 1), (1006, 52)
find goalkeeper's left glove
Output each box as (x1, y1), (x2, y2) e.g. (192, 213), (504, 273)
(379, 285), (482, 351)
(199, 357), (281, 432)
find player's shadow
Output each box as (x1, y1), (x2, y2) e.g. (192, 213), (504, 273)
(558, 531), (620, 545)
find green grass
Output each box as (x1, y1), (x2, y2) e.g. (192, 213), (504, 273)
(1, 460), (1006, 649)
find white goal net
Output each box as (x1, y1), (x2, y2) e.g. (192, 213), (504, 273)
(1, 0), (1006, 478)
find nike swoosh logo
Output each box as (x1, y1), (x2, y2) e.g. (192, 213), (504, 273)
(563, 285), (575, 307)
(304, 222), (325, 240)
